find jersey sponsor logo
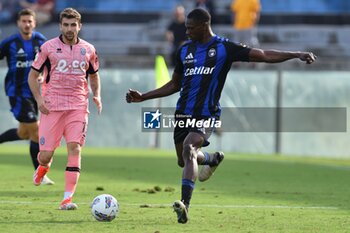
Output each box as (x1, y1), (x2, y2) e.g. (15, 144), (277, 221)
(56, 48), (62, 53)
(184, 66), (215, 76)
(55, 59), (87, 74)
(16, 60), (33, 68)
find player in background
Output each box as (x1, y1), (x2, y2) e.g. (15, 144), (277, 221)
(0, 8), (54, 185)
(126, 8), (316, 223)
(165, 5), (187, 67)
(28, 8), (102, 210)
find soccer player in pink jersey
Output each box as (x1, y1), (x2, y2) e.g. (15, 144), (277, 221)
(28, 8), (102, 210)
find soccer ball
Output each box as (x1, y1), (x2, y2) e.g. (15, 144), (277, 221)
(91, 194), (119, 222)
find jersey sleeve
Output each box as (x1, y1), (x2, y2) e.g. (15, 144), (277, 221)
(31, 42), (49, 72)
(87, 47), (99, 74)
(225, 41), (251, 62)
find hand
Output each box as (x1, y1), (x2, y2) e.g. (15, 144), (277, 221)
(36, 96), (49, 115)
(93, 96), (102, 114)
(299, 52), (317, 64)
(126, 89), (144, 103)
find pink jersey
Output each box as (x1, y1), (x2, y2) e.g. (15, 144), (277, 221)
(32, 35), (99, 111)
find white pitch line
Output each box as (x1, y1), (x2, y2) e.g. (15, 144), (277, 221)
(0, 200), (338, 210)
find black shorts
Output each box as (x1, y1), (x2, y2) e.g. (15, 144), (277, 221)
(173, 111), (216, 147)
(9, 96), (38, 123)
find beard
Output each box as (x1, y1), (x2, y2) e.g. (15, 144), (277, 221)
(64, 32), (75, 41)
(21, 27), (31, 35)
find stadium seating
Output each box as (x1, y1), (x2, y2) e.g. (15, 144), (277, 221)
(56, 0), (182, 12)
(55, 0), (350, 13)
(1, 0), (350, 69)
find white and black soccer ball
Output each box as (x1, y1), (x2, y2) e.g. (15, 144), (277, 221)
(91, 194), (119, 222)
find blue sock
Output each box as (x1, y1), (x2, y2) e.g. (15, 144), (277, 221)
(0, 128), (21, 143)
(30, 141), (40, 169)
(181, 179), (195, 209)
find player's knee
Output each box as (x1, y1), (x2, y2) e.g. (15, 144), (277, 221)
(182, 143), (192, 154)
(67, 143), (81, 156)
(29, 131), (39, 142)
(17, 129), (29, 140)
(38, 152), (52, 165)
(182, 144), (196, 160)
(30, 127), (38, 137)
(18, 123), (36, 140)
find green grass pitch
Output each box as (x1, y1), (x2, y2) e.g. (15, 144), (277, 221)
(1, 144), (350, 233)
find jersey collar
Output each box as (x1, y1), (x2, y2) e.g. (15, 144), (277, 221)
(59, 34), (80, 45)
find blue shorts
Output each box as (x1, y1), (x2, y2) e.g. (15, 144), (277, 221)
(9, 96), (38, 123)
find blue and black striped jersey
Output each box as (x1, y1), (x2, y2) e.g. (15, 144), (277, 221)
(174, 35), (251, 118)
(0, 31), (46, 97)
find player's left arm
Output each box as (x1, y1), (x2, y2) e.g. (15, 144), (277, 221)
(88, 46), (102, 114)
(248, 48), (317, 64)
(89, 72), (102, 114)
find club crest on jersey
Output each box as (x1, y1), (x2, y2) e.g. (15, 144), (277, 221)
(80, 48), (86, 55)
(208, 48), (216, 57)
(40, 137), (45, 145)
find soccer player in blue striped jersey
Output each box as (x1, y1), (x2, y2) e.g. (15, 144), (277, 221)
(0, 9), (54, 185)
(126, 8), (316, 223)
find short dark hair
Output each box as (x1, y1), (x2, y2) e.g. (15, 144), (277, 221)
(17, 8), (36, 20)
(60, 8), (81, 23)
(187, 8), (211, 24)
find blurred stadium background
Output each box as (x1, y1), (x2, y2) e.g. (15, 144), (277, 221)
(1, 0), (350, 157)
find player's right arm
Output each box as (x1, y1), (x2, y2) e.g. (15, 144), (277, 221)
(28, 68), (49, 114)
(28, 43), (50, 114)
(126, 72), (182, 103)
